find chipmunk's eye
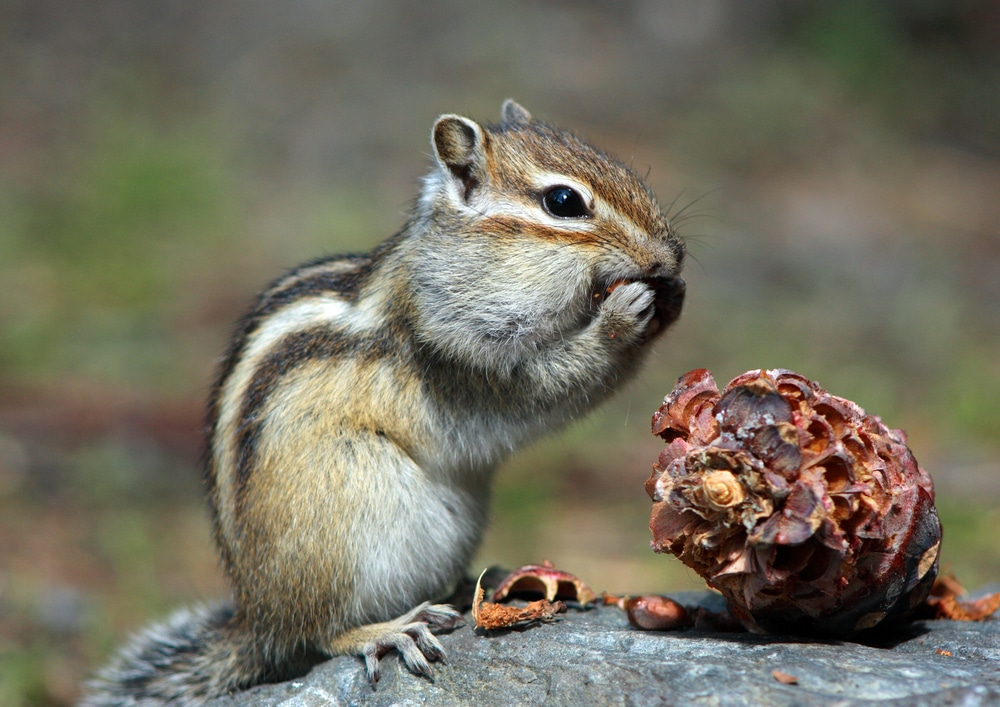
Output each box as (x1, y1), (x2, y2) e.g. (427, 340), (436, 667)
(542, 186), (591, 219)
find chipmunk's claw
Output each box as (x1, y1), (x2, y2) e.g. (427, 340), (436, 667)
(345, 602), (463, 688)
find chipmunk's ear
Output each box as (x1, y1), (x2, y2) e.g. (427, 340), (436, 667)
(500, 99), (532, 125)
(432, 114), (487, 202)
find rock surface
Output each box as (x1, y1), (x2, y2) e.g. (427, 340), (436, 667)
(208, 590), (1000, 706)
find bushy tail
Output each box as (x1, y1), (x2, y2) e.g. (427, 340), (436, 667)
(79, 602), (288, 706)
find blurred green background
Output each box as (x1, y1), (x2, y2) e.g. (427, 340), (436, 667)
(1, 1), (999, 703)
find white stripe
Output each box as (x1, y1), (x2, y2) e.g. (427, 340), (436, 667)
(242, 297), (353, 369)
(213, 295), (362, 535)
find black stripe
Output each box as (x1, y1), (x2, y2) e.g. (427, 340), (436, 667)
(203, 256), (374, 493)
(232, 326), (396, 515)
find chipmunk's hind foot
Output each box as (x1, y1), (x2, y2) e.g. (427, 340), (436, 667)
(328, 602), (464, 687)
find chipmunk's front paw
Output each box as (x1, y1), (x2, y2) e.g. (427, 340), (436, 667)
(331, 602), (464, 687)
(598, 281), (656, 342)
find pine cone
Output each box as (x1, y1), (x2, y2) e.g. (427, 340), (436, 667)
(646, 368), (941, 637)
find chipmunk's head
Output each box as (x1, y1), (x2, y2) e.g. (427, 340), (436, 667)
(411, 100), (685, 372)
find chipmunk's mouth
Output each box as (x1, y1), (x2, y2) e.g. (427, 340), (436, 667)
(591, 276), (686, 339)
(644, 275), (686, 338)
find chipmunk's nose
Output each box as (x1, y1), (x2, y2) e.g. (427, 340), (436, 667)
(643, 233), (685, 278)
(644, 257), (682, 280)
(647, 261), (667, 276)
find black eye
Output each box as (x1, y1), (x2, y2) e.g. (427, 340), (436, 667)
(542, 186), (591, 219)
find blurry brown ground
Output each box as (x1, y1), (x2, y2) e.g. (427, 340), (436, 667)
(2, 1), (999, 704)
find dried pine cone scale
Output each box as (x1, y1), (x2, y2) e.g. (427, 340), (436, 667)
(647, 368), (941, 637)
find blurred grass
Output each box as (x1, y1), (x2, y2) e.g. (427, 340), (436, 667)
(1, 1), (998, 704)
(1, 109), (236, 391)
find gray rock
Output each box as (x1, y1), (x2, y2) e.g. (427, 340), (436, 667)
(208, 591), (1000, 706)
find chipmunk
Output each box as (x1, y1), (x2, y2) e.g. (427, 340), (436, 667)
(81, 100), (685, 705)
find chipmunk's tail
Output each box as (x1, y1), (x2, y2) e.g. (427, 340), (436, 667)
(79, 602), (300, 706)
